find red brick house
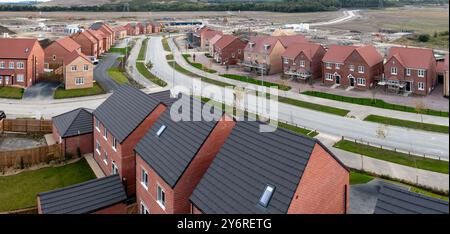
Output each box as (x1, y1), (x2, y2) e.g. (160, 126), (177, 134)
(37, 175), (128, 214)
(125, 23), (139, 36)
(90, 22), (115, 51)
(190, 121), (349, 214)
(135, 97), (235, 214)
(0, 38), (44, 88)
(43, 36), (81, 68)
(383, 47), (437, 95)
(85, 29), (105, 56)
(92, 86), (169, 196)
(281, 42), (327, 81)
(113, 26), (127, 40)
(52, 108), (94, 157)
(71, 31), (99, 58)
(200, 28), (223, 49)
(322, 44), (383, 90)
(212, 35), (247, 66)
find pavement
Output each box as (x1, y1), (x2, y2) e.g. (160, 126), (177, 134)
(22, 82), (60, 101)
(84, 153), (105, 178)
(94, 53), (121, 93)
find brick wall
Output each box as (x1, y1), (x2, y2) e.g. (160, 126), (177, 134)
(287, 143), (349, 214)
(63, 134), (93, 157)
(64, 57), (94, 90)
(93, 203), (127, 214)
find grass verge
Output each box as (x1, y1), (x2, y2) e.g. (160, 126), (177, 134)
(108, 67), (130, 85)
(221, 74), (291, 91)
(137, 38), (148, 61)
(350, 171), (374, 185)
(136, 62), (167, 87)
(182, 54), (217, 73)
(364, 114), (449, 134)
(302, 91), (449, 117)
(53, 83), (104, 99)
(109, 46), (132, 55)
(278, 96), (350, 116)
(334, 140), (449, 174)
(168, 61), (231, 87)
(162, 38), (171, 52)
(166, 54), (174, 60)
(0, 87), (24, 99)
(0, 158), (96, 212)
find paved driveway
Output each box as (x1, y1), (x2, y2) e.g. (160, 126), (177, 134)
(22, 82), (60, 101)
(94, 53), (121, 93)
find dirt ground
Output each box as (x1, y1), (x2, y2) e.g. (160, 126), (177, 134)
(0, 133), (47, 151)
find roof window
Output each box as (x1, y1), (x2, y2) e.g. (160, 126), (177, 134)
(259, 185), (275, 207)
(156, 125), (167, 137)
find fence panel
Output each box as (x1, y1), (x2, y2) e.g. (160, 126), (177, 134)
(0, 119), (52, 133)
(0, 144), (63, 169)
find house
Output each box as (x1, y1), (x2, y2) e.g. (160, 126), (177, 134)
(151, 22), (163, 33)
(0, 38), (44, 88)
(52, 108), (93, 157)
(125, 23), (139, 36)
(85, 29), (105, 56)
(241, 35), (308, 75)
(212, 35), (247, 66)
(136, 22), (145, 35)
(383, 47), (437, 95)
(90, 22), (115, 51)
(200, 28), (223, 49)
(437, 54), (449, 97)
(374, 182), (448, 214)
(61, 50), (94, 89)
(322, 44), (383, 90)
(281, 42), (327, 81)
(71, 31), (99, 58)
(92, 85), (168, 196)
(64, 24), (83, 35)
(208, 34), (222, 56)
(43, 36), (81, 68)
(113, 26), (127, 40)
(190, 121), (349, 214)
(134, 97), (236, 214)
(37, 175), (128, 214)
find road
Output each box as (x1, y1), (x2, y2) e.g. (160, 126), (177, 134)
(94, 52), (121, 92)
(22, 82), (60, 101)
(310, 10), (359, 27)
(147, 36), (449, 159)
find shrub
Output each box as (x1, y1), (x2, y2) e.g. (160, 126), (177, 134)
(417, 33), (430, 42)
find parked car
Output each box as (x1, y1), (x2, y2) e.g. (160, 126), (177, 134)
(87, 56), (99, 65)
(0, 111), (5, 120)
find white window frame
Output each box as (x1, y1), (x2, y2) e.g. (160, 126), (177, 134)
(83, 64), (89, 71)
(406, 68), (411, 76)
(349, 64), (355, 72)
(357, 78), (366, 86)
(112, 161), (119, 175)
(103, 151), (108, 165)
(358, 66), (365, 74)
(9, 62), (14, 69)
(16, 62), (25, 69)
(71, 65), (77, 71)
(391, 67), (398, 75)
(335, 63), (341, 70)
(95, 119), (100, 132)
(16, 74), (24, 82)
(299, 60), (305, 68)
(156, 185), (166, 209)
(418, 82), (425, 91)
(283, 58), (289, 64)
(112, 137), (117, 151)
(325, 73), (334, 81)
(103, 127), (108, 140)
(325, 62), (332, 69)
(141, 168), (148, 190)
(140, 201), (149, 214)
(418, 69), (425, 77)
(95, 140), (101, 155)
(0, 61), (4, 69)
(75, 77), (84, 85)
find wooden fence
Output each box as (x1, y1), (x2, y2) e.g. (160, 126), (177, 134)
(0, 144), (63, 170)
(0, 119), (52, 133)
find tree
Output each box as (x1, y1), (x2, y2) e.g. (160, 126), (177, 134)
(415, 99), (426, 127)
(417, 34), (430, 42)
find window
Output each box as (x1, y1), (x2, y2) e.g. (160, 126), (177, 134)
(95, 140), (101, 154)
(157, 185), (165, 209)
(16, 62), (24, 69)
(95, 119), (100, 131)
(141, 168), (148, 189)
(71, 65), (77, 71)
(140, 202), (149, 214)
(358, 66), (365, 73)
(357, 78), (366, 86)
(0, 61), (4, 69)
(418, 69), (425, 77)
(16, 74), (24, 82)
(299, 60), (305, 67)
(406, 68), (411, 76)
(418, 82), (425, 90)
(156, 125), (167, 137)
(325, 62), (332, 69)
(112, 137), (117, 151)
(283, 58), (289, 64)
(335, 63), (341, 70)
(9, 62), (14, 69)
(259, 185), (275, 207)
(237, 49), (241, 54)
(325, 73), (334, 81)
(103, 151), (108, 164)
(349, 65), (355, 71)
(83, 64), (89, 71)
(52, 55), (56, 61)
(75, 77), (84, 85)
(103, 127), (108, 139)
(231, 53), (235, 58)
(391, 67), (397, 75)
(112, 161), (119, 175)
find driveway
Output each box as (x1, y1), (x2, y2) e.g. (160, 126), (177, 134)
(94, 53), (121, 93)
(22, 82), (60, 101)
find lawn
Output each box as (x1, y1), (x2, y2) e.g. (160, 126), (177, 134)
(53, 83), (105, 99)
(182, 54), (217, 74)
(137, 38), (148, 61)
(109, 46), (132, 55)
(166, 54), (174, 60)
(302, 91), (449, 117)
(278, 96), (350, 116)
(168, 61), (232, 87)
(334, 140), (449, 174)
(108, 67), (130, 85)
(136, 62), (167, 87)
(350, 171), (374, 185)
(162, 38), (171, 52)
(0, 158), (96, 212)
(364, 114), (449, 134)
(0, 87), (24, 99)
(221, 74), (291, 91)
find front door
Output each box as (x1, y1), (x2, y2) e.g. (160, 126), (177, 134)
(350, 77), (355, 87)
(335, 75), (341, 84)
(405, 81), (412, 92)
(4, 76), (9, 85)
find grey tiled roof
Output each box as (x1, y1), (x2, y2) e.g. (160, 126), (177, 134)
(93, 85), (161, 143)
(90, 22), (103, 30)
(52, 108), (93, 138)
(135, 97), (222, 188)
(148, 90), (178, 107)
(374, 182), (449, 214)
(190, 121), (320, 214)
(38, 175), (127, 214)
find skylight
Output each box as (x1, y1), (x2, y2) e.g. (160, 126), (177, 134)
(156, 125), (167, 137)
(259, 185), (275, 207)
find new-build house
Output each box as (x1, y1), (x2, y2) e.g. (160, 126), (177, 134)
(37, 175), (128, 214)
(44, 37), (81, 68)
(52, 107), (93, 157)
(241, 35), (308, 75)
(71, 31), (99, 58)
(383, 47), (437, 95)
(135, 97), (235, 214)
(125, 23), (139, 36)
(208, 34), (222, 56)
(438, 54), (449, 97)
(61, 50), (94, 89)
(190, 121), (350, 214)
(92, 85), (168, 196)
(281, 42), (327, 81)
(86, 29), (105, 56)
(200, 28), (223, 49)
(90, 22), (115, 51)
(0, 38), (44, 88)
(212, 35), (247, 66)
(113, 26), (128, 40)
(322, 44), (383, 90)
